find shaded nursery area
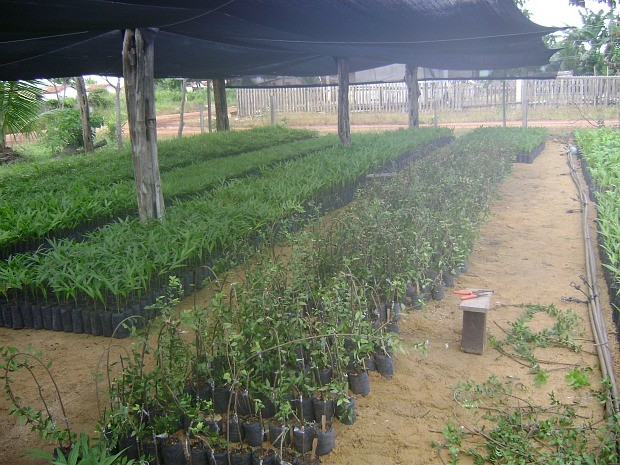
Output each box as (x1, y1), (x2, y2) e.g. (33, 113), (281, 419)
(3, 1), (620, 465)
(1, 125), (553, 465)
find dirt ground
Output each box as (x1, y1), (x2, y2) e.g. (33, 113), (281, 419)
(156, 112), (613, 138)
(0, 135), (617, 464)
(0, 147), (23, 165)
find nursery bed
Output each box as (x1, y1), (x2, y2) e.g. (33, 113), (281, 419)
(0, 136), (617, 465)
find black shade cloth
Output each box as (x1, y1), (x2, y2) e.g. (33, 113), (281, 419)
(0, 0), (558, 80)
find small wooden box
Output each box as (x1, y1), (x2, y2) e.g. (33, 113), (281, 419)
(460, 291), (493, 355)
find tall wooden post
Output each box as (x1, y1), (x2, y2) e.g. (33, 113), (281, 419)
(199, 103), (205, 133)
(404, 64), (420, 128)
(207, 80), (213, 133)
(502, 80), (507, 127)
(432, 84), (438, 127)
(337, 57), (351, 147)
(75, 76), (94, 153)
(270, 95), (276, 126)
(521, 80), (528, 128)
(213, 78), (230, 131)
(178, 78), (187, 138)
(114, 77), (123, 149)
(123, 28), (165, 223)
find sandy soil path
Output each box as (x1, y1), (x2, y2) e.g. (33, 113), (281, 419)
(0, 136), (616, 465)
(324, 137), (616, 465)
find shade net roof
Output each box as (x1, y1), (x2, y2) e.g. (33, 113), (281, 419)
(0, 0), (558, 81)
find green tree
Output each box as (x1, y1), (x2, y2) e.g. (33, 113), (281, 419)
(552, 8), (619, 75)
(514, 0), (530, 17)
(0, 80), (43, 153)
(47, 78), (72, 108)
(155, 78), (184, 92)
(570, 0), (616, 7)
(88, 88), (114, 110)
(43, 107), (104, 152)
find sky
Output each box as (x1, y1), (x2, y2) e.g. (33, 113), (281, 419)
(525, 0), (611, 27)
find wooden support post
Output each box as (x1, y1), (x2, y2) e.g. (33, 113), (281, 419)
(522, 80), (528, 128)
(270, 95), (276, 126)
(199, 103), (205, 133)
(337, 57), (351, 147)
(178, 78), (187, 138)
(75, 76), (94, 153)
(122, 28), (165, 223)
(207, 80), (213, 133)
(432, 84), (438, 127)
(213, 78), (230, 131)
(502, 80), (507, 127)
(404, 64), (420, 128)
(114, 77), (123, 149)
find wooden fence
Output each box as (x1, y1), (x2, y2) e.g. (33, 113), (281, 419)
(236, 77), (620, 117)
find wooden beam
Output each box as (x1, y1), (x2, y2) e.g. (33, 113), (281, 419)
(337, 57), (351, 147)
(75, 76), (94, 153)
(404, 64), (420, 128)
(122, 28), (165, 223)
(213, 78), (230, 131)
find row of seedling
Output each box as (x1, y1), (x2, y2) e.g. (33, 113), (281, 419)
(0, 128), (453, 327)
(1, 127), (546, 464)
(574, 128), (620, 333)
(0, 127), (323, 256)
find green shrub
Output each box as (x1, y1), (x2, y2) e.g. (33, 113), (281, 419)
(88, 88), (114, 111)
(44, 97), (76, 110)
(43, 108), (104, 151)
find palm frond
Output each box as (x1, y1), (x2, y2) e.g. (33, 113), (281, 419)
(0, 80), (44, 149)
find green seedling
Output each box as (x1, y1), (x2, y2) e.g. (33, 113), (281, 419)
(565, 367), (591, 389)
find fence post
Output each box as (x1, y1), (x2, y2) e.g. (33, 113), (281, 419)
(502, 80), (507, 127)
(522, 81), (528, 128)
(432, 84), (438, 127)
(270, 95), (276, 125)
(207, 80), (213, 133)
(199, 103), (205, 133)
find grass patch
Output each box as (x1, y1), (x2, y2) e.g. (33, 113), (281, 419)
(10, 141), (55, 163)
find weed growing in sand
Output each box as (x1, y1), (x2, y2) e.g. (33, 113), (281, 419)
(488, 304), (583, 386)
(433, 376), (620, 464)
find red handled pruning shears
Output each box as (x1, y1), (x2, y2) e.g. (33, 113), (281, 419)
(454, 289), (493, 300)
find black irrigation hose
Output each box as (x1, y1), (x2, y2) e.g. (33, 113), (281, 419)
(567, 145), (619, 415)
